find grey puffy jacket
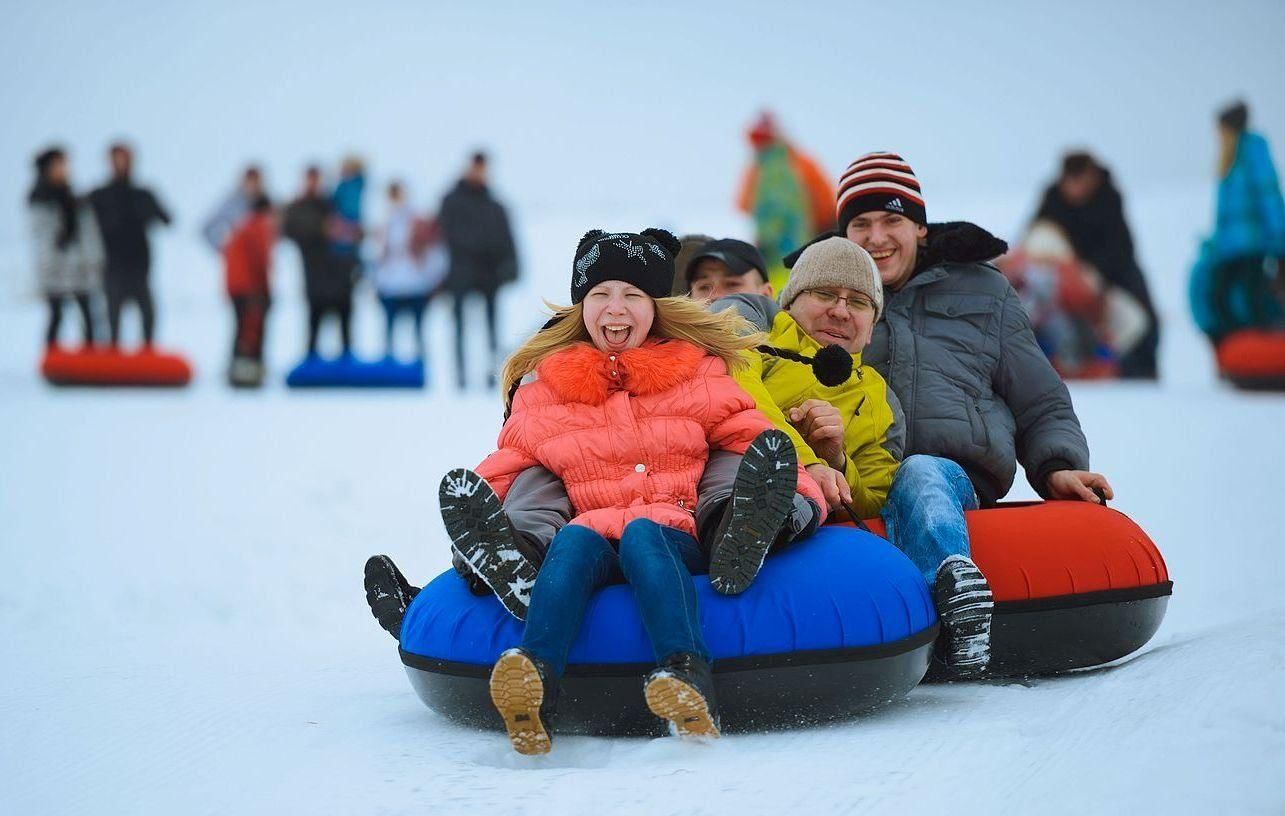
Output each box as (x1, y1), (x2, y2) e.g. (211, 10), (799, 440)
(864, 222), (1090, 504)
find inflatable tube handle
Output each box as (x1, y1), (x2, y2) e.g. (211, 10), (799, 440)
(1091, 486), (1108, 506)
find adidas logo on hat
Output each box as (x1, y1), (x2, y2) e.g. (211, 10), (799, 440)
(886, 197), (905, 213)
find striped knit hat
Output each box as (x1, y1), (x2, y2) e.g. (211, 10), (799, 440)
(836, 152), (926, 231)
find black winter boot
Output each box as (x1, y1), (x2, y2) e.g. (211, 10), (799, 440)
(439, 468), (542, 621)
(644, 652), (721, 738)
(363, 554), (420, 641)
(934, 555), (994, 678)
(708, 429), (797, 595)
(489, 647), (559, 755)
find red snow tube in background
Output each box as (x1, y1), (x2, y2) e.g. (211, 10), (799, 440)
(1215, 330), (1285, 390)
(41, 347), (193, 387)
(854, 501), (1172, 677)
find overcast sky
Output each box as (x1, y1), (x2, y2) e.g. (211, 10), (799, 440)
(3, 0), (1282, 246)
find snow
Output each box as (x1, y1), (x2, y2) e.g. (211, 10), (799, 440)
(2, 182), (1283, 815)
(3, 2), (1285, 810)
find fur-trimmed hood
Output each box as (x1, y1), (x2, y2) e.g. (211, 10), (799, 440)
(535, 338), (707, 405)
(913, 221), (1008, 273)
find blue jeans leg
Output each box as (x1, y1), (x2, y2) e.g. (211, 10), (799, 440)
(616, 519), (710, 664)
(880, 455), (980, 585)
(520, 524), (620, 678)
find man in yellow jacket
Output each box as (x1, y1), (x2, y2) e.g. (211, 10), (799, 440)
(707, 236), (901, 520)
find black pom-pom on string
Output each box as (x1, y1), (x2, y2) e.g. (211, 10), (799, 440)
(812, 344), (854, 386)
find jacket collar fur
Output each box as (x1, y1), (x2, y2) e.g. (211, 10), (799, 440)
(537, 338), (706, 404)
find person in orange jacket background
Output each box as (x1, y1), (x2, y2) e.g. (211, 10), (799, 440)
(736, 111), (834, 292)
(223, 194), (275, 384)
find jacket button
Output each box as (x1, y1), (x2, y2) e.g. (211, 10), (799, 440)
(611, 371), (619, 378)
(635, 463), (646, 473)
(609, 355), (616, 361)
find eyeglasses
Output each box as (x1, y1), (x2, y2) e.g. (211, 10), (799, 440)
(804, 289), (875, 312)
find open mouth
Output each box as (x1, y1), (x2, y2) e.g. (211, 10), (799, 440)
(602, 324), (633, 346)
(868, 247), (896, 263)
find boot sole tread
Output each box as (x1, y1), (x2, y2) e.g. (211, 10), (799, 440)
(489, 652), (552, 755)
(644, 675), (721, 739)
(709, 430), (797, 596)
(440, 468), (536, 621)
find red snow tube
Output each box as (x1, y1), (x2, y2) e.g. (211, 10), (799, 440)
(41, 347), (193, 387)
(1215, 330), (1285, 390)
(856, 500), (1171, 677)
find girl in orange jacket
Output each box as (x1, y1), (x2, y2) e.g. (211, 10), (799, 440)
(439, 228), (824, 754)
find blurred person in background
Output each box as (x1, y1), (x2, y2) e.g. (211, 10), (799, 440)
(282, 165), (345, 358)
(222, 193), (276, 384)
(372, 181), (447, 362)
(203, 165), (264, 253)
(28, 147), (103, 348)
(329, 155), (365, 282)
(1033, 151), (1158, 379)
(439, 151), (518, 390)
(669, 233), (713, 295)
(683, 237), (773, 302)
(737, 111), (834, 292)
(1192, 100), (1285, 341)
(90, 142), (172, 348)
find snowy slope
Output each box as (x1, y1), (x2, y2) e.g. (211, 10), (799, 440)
(1, 190), (1283, 815)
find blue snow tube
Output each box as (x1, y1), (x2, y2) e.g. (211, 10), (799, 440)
(285, 354), (424, 389)
(399, 526), (938, 735)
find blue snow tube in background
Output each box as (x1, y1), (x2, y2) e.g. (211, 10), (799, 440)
(398, 526), (938, 735)
(285, 355), (424, 389)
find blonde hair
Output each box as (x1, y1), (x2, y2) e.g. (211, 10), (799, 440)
(501, 297), (763, 408)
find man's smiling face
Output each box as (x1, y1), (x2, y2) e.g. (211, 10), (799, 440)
(845, 211), (928, 291)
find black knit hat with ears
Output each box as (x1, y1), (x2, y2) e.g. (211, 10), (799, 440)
(571, 228), (681, 304)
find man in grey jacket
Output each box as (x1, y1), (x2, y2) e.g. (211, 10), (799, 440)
(825, 151), (1114, 675)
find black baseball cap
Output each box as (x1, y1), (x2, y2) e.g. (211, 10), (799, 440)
(684, 238), (767, 283)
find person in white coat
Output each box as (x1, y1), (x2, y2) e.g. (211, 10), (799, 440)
(372, 181), (447, 362)
(28, 147), (104, 348)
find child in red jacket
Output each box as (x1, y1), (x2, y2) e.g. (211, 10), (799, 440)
(222, 194), (274, 383)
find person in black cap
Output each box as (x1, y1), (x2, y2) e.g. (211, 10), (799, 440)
(684, 237), (774, 302)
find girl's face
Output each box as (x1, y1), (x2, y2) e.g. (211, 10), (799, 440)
(582, 280), (655, 353)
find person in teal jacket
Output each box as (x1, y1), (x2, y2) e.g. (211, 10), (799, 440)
(1191, 100), (1285, 340)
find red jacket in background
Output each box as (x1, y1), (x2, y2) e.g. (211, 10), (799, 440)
(223, 212), (275, 297)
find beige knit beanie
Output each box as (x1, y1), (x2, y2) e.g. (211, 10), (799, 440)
(779, 237), (884, 320)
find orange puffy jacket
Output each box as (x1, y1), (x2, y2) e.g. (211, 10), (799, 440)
(223, 212), (275, 297)
(476, 338), (826, 540)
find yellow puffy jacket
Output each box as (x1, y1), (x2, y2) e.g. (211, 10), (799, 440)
(714, 294), (903, 518)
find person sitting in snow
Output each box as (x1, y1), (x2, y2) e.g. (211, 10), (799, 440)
(1033, 151), (1159, 379)
(831, 151), (1114, 676)
(369, 228), (826, 753)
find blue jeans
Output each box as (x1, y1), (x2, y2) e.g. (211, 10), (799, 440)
(521, 519), (709, 678)
(880, 455), (980, 585)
